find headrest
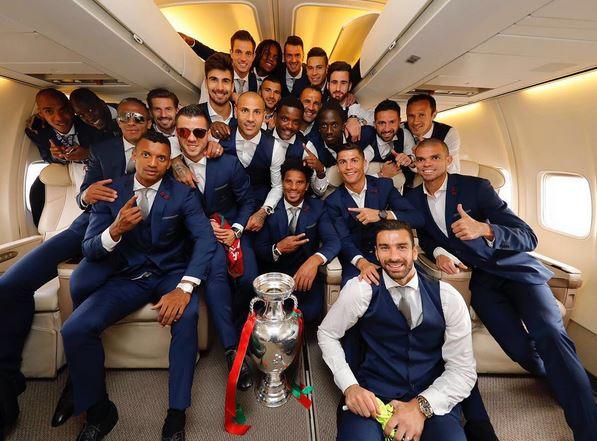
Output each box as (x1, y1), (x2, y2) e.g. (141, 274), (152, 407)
(39, 164), (72, 186)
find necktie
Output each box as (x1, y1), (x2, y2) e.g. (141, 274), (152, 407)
(138, 188), (151, 220)
(236, 78), (246, 93)
(288, 207), (300, 234)
(125, 149), (135, 174)
(55, 133), (77, 147)
(289, 77), (295, 92)
(395, 286), (413, 329)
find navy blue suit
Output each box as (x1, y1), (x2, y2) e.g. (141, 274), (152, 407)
(197, 154), (258, 348)
(0, 135), (122, 387)
(219, 128), (276, 208)
(325, 176), (424, 286)
(407, 174), (597, 440)
(255, 197), (340, 321)
(281, 64), (309, 98)
(61, 174), (216, 414)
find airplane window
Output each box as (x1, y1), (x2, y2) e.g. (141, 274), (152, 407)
(496, 167), (513, 211)
(24, 161), (48, 211)
(540, 172), (592, 238)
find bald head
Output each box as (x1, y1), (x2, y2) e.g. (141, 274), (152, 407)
(415, 138), (449, 155)
(235, 92), (265, 139)
(36, 88), (74, 134)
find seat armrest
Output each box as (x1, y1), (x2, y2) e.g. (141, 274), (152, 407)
(0, 235), (43, 272)
(529, 252), (582, 289)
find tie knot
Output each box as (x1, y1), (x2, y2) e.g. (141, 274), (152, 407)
(289, 206), (300, 215)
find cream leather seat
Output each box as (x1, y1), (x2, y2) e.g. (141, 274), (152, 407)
(323, 160), (581, 374)
(0, 164), (211, 377)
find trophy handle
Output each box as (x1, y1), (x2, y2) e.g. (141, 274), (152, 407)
(288, 294), (298, 311)
(249, 296), (264, 315)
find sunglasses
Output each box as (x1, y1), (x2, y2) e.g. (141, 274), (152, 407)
(117, 112), (147, 124)
(176, 127), (208, 139)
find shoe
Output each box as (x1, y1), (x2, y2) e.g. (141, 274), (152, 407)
(162, 427), (185, 441)
(161, 409), (185, 441)
(464, 420), (500, 441)
(225, 349), (253, 391)
(0, 377), (19, 434)
(75, 400), (118, 441)
(52, 379), (74, 427)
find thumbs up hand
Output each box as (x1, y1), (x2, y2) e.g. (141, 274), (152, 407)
(451, 204), (494, 241)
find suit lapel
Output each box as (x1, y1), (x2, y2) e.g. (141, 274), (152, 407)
(295, 199), (311, 233)
(150, 177), (170, 244)
(203, 159), (216, 209)
(113, 174), (135, 217)
(364, 176), (380, 210)
(444, 174), (458, 239)
(275, 201), (289, 238)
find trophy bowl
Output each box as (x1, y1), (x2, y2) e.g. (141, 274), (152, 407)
(248, 272), (302, 407)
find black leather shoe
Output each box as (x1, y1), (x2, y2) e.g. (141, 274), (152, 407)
(52, 379), (74, 427)
(162, 428), (185, 441)
(76, 400), (118, 441)
(464, 420), (500, 441)
(225, 349), (253, 391)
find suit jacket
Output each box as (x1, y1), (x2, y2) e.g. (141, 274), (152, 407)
(83, 174), (216, 281)
(281, 63), (309, 97)
(25, 116), (108, 163)
(406, 174), (552, 284)
(77, 136), (128, 209)
(325, 175), (424, 264)
(219, 128), (275, 207)
(201, 154), (255, 227)
(255, 197), (340, 273)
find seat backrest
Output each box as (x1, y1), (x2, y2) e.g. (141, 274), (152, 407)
(38, 164), (84, 238)
(413, 159), (506, 190)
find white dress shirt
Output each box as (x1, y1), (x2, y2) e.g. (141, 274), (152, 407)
(272, 199), (327, 264)
(317, 271), (477, 416)
(183, 155), (244, 233)
(254, 67), (266, 89)
(406, 124), (460, 173)
(375, 131), (416, 160)
(271, 128), (328, 196)
(300, 122), (315, 137)
(285, 67), (303, 93)
(100, 176), (201, 287)
(123, 137), (135, 172)
(207, 100), (234, 125)
(233, 71), (250, 94)
(345, 181), (396, 267)
(235, 131), (283, 209)
(153, 125), (181, 159)
(345, 103), (374, 126)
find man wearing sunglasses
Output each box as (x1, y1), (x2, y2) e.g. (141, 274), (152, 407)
(176, 104), (256, 391)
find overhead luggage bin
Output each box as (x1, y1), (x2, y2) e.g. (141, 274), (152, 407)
(0, 0), (202, 103)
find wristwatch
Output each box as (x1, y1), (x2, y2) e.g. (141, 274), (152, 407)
(273, 246), (282, 258)
(379, 210), (388, 220)
(263, 205), (274, 215)
(416, 395), (433, 419)
(231, 226), (243, 239)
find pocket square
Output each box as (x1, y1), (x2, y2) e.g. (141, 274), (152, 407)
(162, 214), (179, 220)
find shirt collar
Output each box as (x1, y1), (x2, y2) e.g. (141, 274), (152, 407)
(133, 176), (161, 192)
(54, 124), (76, 137)
(301, 122), (314, 136)
(153, 124), (175, 137)
(183, 155), (207, 167)
(422, 123), (434, 139)
(123, 136), (135, 151)
(207, 100), (232, 121)
(346, 181), (367, 199)
(286, 66), (302, 80)
(237, 130), (262, 145)
(234, 70), (249, 81)
(284, 199), (304, 211)
(376, 134), (397, 146)
(272, 128), (296, 145)
(422, 173), (448, 197)
(382, 270), (419, 291)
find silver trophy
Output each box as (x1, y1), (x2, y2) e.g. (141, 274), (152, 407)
(248, 272), (302, 407)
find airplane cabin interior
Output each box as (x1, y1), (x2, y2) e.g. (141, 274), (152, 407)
(0, 0), (596, 440)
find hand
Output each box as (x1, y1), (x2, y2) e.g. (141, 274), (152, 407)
(205, 141), (225, 157)
(386, 399), (425, 441)
(391, 151), (413, 167)
(178, 32), (195, 46)
(343, 92), (357, 107)
(344, 384), (378, 418)
(276, 233), (309, 254)
(435, 254), (467, 275)
(344, 117), (361, 142)
(357, 258), (380, 285)
(151, 288), (191, 326)
(245, 208), (268, 232)
(210, 123), (231, 141)
(303, 144), (324, 173)
(379, 161), (400, 179)
(25, 114), (44, 133)
(266, 115), (277, 130)
(348, 207), (381, 225)
(108, 195), (142, 241)
(64, 145), (89, 162)
(293, 255), (322, 291)
(171, 156), (197, 188)
(211, 220), (235, 246)
(82, 178), (117, 205)
(49, 139), (66, 160)
(451, 204), (494, 241)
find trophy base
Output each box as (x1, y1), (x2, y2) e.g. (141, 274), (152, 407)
(255, 374), (290, 408)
